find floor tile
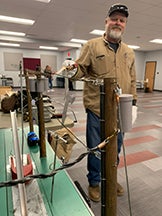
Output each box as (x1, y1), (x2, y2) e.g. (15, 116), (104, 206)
(118, 150), (159, 168)
(124, 135), (157, 146)
(142, 156), (162, 171)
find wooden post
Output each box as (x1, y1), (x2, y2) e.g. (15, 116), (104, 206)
(24, 71), (34, 132)
(100, 82), (106, 215)
(37, 91), (46, 157)
(101, 78), (118, 216)
(24, 69), (46, 157)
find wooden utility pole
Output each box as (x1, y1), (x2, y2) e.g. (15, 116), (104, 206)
(24, 69), (47, 158)
(101, 78), (118, 216)
(36, 74), (46, 158)
(36, 91), (46, 157)
(24, 70), (34, 132)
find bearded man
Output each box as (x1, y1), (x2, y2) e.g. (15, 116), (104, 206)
(68, 3), (137, 202)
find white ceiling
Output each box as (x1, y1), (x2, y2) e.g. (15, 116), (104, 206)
(1, 0), (162, 52)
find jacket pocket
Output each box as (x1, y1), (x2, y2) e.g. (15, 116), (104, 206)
(94, 54), (108, 76)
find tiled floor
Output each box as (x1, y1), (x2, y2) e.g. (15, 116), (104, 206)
(1, 87), (162, 215)
(47, 88), (162, 216)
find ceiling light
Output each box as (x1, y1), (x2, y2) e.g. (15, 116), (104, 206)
(0, 30), (25, 36)
(56, 42), (81, 48)
(0, 15), (35, 25)
(39, 46), (58, 50)
(35, 0), (51, 2)
(150, 39), (162, 44)
(90, 29), (105, 35)
(70, 38), (87, 44)
(0, 42), (20, 47)
(128, 45), (140, 49)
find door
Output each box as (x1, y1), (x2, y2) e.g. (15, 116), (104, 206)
(144, 61), (156, 92)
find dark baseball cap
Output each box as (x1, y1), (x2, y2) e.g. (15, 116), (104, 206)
(108, 3), (129, 17)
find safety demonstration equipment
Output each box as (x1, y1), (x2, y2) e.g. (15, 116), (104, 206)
(49, 128), (76, 163)
(119, 94), (133, 132)
(27, 131), (39, 146)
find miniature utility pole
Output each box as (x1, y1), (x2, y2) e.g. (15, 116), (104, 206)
(24, 69), (47, 158)
(100, 78), (118, 216)
(35, 72), (46, 157)
(24, 70), (34, 132)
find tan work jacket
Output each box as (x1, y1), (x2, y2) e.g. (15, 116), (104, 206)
(71, 36), (137, 117)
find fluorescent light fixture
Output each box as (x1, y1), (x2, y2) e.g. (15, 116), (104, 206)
(0, 15), (35, 25)
(0, 42), (20, 47)
(0, 30), (25, 36)
(128, 45), (140, 49)
(90, 29), (105, 35)
(150, 39), (162, 44)
(56, 42), (81, 48)
(39, 46), (58, 50)
(35, 0), (51, 2)
(70, 38), (87, 44)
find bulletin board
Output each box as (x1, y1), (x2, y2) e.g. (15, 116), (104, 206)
(3, 52), (23, 71)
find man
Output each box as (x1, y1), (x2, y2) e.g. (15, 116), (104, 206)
(66, 3), (137, 202)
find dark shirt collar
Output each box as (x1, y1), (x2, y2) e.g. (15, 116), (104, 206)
(102, 34), (120, 52)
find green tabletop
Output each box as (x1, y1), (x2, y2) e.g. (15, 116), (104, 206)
(0, 127), (94, 216)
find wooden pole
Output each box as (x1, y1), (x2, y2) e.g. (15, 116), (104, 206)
(36, 91), (46, 157)
(101, 78), (118, 216)
(35, 71), (46, 158)
(24, 71), (34, 132)
(100, 82), (106, 215)
(24, 69), (46, 157)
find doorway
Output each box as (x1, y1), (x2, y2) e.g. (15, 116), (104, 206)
(23, 58), (41, 71)
(144, 61), (156, 92)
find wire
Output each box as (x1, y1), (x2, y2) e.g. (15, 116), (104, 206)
(117, 93), (133, 216)
(47, 107), (87, 149)
(122, 137), (133, 216)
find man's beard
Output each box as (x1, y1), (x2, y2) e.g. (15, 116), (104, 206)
(109, 29), (122, 41)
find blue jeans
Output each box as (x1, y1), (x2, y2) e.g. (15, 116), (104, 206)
(86, 109), (123, 186)
(48, 78), (53, 89)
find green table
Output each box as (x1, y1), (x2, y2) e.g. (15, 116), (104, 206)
(0, 127), (94, 216)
